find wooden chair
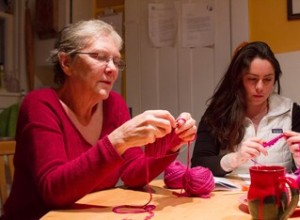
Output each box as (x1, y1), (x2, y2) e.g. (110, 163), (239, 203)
(0, 140), (16, 208)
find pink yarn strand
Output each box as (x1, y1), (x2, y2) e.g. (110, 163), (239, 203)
(164, 142), (215, 198)
(112, 154), (156, 220)
(186, 141), (191, 168)
(113, 118), (215, 219)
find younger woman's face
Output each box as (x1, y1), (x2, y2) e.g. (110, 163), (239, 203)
(242, 58), (275, 107)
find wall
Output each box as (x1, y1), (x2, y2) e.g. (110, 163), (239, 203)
(277, 51), (300, 104)
(19, 0), (300, 105)
(125, 0), (231, 121)
(125, 0), (231, 165)
(249, 0), (300, 53)
(247, 0), (300, 104)
(230, 0), (249, 51)
(34, 0), (93, 89)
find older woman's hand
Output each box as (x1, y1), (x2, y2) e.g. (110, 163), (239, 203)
(169, 112), (197, 152)
(108, 110), (177, 154)
(175, 112), (197, 141)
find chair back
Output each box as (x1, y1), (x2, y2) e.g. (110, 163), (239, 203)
(0, 140), (15, 208)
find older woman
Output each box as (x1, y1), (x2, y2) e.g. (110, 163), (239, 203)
(191, 41), (300, 177)
(1, 20), (196, 220)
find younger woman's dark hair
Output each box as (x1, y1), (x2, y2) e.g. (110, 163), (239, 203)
(203, 41), (282, 151)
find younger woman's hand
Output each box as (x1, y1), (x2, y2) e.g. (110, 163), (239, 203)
(284, 131), (300, 155)
(237, 137), (268, 162)
(221, 137), (268, 172)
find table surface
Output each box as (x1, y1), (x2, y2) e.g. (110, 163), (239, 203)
(41, 176), (300, 220)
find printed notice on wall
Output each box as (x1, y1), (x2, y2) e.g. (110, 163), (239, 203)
(181, 1), (215, 48)
(148, 3), (177, 47)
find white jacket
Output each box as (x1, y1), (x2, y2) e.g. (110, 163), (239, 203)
(232, 93), (294, 174)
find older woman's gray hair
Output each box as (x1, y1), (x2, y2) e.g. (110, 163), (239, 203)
(49, 19), (123, 85)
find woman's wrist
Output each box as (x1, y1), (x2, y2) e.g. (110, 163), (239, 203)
(220, 152), (240, 172)
(108, 132), (127, 155)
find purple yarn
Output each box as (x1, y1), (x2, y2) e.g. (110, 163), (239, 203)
(164, 160), (187, 189)
(182, 166), (215, 198)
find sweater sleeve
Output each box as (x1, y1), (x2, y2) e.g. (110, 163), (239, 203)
(191, 117), (229, 177)
(104, 92), (180, 188)
(120, 133), (179, 188)
(16, 90), (126, 208)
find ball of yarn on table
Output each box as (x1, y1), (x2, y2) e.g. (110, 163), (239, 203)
(182, 166), (215, 198)
(164, 160), (187, 189)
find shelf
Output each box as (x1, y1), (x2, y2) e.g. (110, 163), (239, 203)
(95, 0), (124, 8)
(0, 91), (23, 97)
(94, 5), (124, 16)
(0, 91), (23, 111)
(0, 12), (13, 19)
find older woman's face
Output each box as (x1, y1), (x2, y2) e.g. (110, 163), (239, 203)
(68, 35), (121, 100)
(242, 58), (275, 107)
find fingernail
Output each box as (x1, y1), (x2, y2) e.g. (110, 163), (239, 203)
(176, 118), (186, 127)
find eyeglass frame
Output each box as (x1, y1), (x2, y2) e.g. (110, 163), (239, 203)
(72, 52), (126, 71)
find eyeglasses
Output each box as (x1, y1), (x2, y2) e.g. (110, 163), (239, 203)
(73, 52), (126, 71)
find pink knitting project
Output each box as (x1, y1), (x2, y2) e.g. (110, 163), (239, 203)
(262, 133), (285, 148)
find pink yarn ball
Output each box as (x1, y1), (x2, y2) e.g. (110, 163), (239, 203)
(182, 166), (215, 198)
(164, 160), (187, 189)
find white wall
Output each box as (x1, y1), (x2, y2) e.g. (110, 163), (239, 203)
(230, 0), (300, 104)
(125, 0), (231, 165)
(230, 0), (249, 51)
(125, 0), (231, 122)
(277, 51), (300, 104)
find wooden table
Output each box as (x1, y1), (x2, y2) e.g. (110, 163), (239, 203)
(41, 177), (300, 220)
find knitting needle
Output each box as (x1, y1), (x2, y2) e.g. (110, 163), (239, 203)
(262, 133), (285, 148)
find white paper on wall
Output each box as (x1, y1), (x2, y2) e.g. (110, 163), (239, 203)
(181, 0), (215, 48)
(148, 3), (177, 47)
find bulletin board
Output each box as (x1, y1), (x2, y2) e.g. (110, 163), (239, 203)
(249, 0), (300, 53)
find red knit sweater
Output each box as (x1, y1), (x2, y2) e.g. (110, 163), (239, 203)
(1, 88), (178, 220)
